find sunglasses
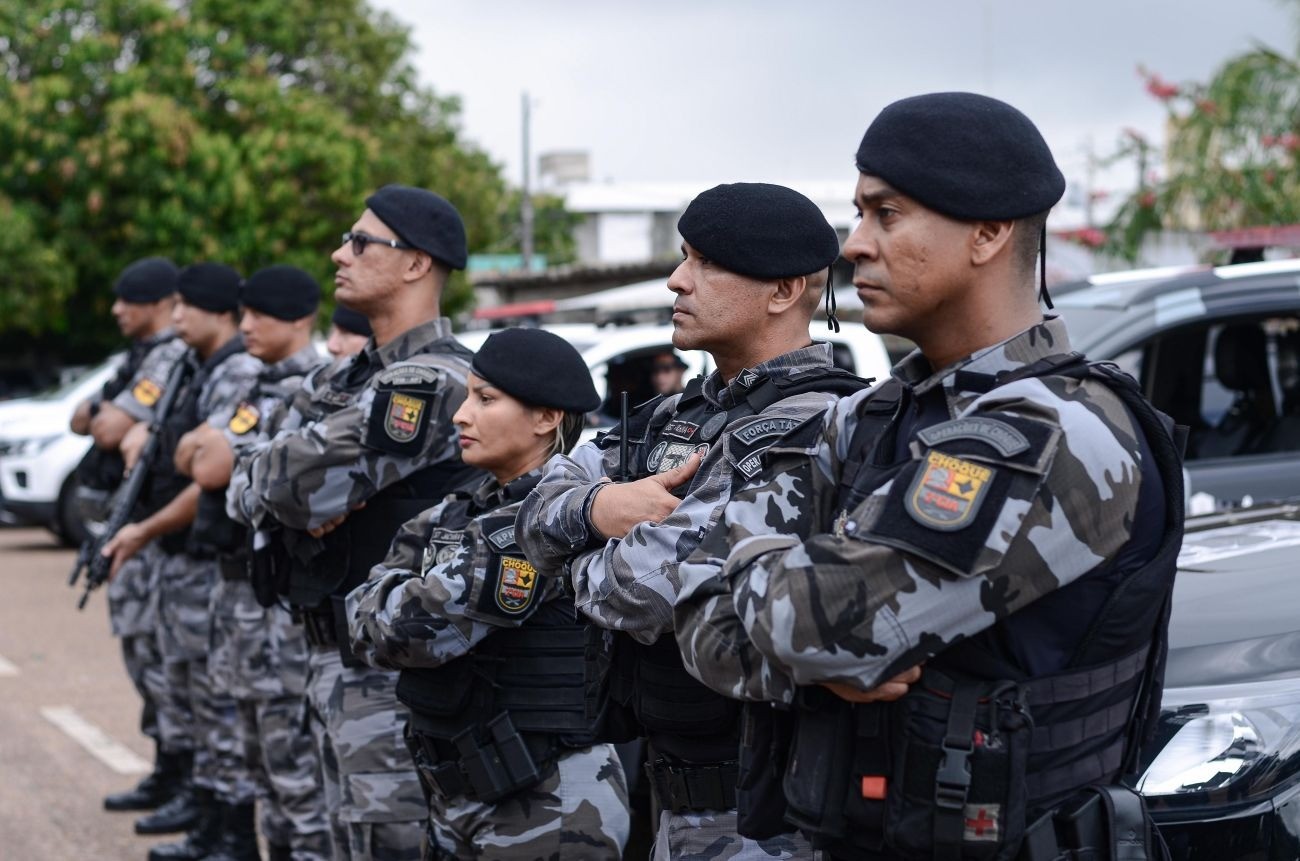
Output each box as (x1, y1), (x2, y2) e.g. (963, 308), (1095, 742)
(342, 231), (414, 256)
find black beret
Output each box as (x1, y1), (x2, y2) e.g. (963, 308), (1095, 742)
(240, 265), (321, 321)
(472, 328), (600, 413)
(677, 183), (840, 280)
(331, 305), (372, 338)
(113, 257), (178, 303)
(365, 184), (468, 271)
(855, 92), (1066, 221)
(177, 262), (242, 313)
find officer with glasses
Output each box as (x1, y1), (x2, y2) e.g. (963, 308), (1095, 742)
(229, 185), (482, 860)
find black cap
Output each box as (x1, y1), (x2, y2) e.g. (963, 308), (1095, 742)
(472, 328), (600, 413)
(177, 262), (242, 313)
(331, 305), (372, 338)
(113, 257), (179, 303)
(677, 183), (840, 280)
(365, 184), (468, 270)
(855, 92), (1066, 220)
(240, 266), (321, 321)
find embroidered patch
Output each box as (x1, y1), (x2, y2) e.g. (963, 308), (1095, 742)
(917, 418), (1030, 458)
(385, 393), (426, 442)
(700, 413), (727, 441)
(732, 416), (800, 447)
(662, 420), (700, 441)
(647, 441), (668, 472)
(905, 450), (994, 531)
(228, 402), (260, 435)
(377, 365), (441, 387)
(486, 525), (516, 551)
(496, 556), (538, 614)
(654, 442), (709, 474)
(963, 804), (1000, 842)
(736, 368), (761, 388)
(132, 379), (162, 407)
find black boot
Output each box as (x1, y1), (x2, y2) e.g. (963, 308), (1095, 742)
(265, 845), (292, 861)
(103, 744), (183, 811)
(135, 751), (202, 834)
(200, 802), (261, 861)
(146, 788), (222, 861)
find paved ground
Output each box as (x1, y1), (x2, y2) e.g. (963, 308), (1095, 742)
(0, 527), (169, 860)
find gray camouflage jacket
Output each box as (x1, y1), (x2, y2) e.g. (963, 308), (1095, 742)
(112, 336), (190, 423)
(346, 470), (563, 670)
(220, 344), (324, 452)
(673, 318), (1145, 703)
(515, 343), (844, 643)
(228, 318), (471, 531)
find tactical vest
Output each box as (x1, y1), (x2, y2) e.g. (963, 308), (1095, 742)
(144, 337), (247, 555)
(280, 339), (479, 663)
(76, 333), (178, 495)
(766, 355), (1185, 860)
(598, 365), (873, 813)
(397, 481), (600, 804)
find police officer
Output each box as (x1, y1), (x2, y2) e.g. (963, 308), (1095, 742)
(177, 265), (331, 860)
(79, 257), (187, 814)
(675, 93), (1185, 860)
(327, 305), (371, 361)
(102, 263), (264, 859)
(347, 328), (631, 859)
(516, 183), (870, 859)
(230, 186), (480, 861)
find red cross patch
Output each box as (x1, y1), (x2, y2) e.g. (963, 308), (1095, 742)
(963, 804), (1000, 842)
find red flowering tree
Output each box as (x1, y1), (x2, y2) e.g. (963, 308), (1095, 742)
(1105, 35), (1300, 260)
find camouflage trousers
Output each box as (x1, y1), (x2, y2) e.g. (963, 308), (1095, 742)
(306, 646), (426, 861)
(119, 631), (162, 743)
(423, 743), (630, 861)
(107, 541), (161, 637)
(151, 551), (247, 800)
(209, 577), (310, 699)
(237, 697), (331, 860)
(652, 808), (818, 860)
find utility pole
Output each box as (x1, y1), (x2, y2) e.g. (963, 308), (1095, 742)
(520, 91), (534, 272)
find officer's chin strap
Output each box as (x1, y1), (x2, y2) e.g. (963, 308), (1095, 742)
(825, 267), (841, 332)
(1038, 223), (1054, 310)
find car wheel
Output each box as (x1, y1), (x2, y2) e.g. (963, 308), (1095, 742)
(55, 475), (89, 548)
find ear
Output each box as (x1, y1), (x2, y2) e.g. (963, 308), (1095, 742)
(532, 406), (564, 439)
(970, 220), (1015, 266)
(768, 275), (807, 315)
(402, 251), (435, 283)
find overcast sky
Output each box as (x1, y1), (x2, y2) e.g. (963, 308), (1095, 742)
(373, 0), (1296, 197)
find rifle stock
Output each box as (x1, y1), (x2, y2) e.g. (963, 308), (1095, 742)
(74, 356), (195, 610)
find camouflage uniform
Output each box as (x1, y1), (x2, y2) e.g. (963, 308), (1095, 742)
(149, 339), (262, 803)
(347, 472), (631, 860)
(232, 318), (474, 861)
(214, 342), (330, 859)
(517, 343), (847, 860)
(107, 335), (192, 750)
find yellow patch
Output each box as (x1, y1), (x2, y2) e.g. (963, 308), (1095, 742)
(228, 402), (260, 435)
(132, 378), (162, 407)
(496, 556), (538, 614)
(905, 450), (995, 531)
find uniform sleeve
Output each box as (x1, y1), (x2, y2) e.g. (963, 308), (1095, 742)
(111, 341), (184, 423)
(346, 503), (562, 670)
(201, 354), (263, 429)
(513, 440), (617, 575)
(240, 360), (469, 531)
(715, 377), (1143, 692)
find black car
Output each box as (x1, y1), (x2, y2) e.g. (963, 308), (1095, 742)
(1136, 502), (1300, 859)
(1056, 259), (1300, 511)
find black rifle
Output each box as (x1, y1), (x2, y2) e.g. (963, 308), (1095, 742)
(69, 356), (195, 609)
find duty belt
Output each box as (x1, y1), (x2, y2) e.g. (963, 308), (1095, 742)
(218, 557), (249, 581)
(407, 713), (550, 804)
(645, 753), (740, 813)
(297, 606), (339, 648)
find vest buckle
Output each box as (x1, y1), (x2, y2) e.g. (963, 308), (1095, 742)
(934, 741), (973, 811)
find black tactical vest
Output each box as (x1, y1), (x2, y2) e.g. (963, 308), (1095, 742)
(768, 356), (1185, 860)
(596, 365), (873, 811)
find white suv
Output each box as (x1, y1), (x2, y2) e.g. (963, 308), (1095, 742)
(0, 358), (121, 544)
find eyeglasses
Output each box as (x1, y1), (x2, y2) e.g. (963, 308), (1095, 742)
(341, 231), (414, 256)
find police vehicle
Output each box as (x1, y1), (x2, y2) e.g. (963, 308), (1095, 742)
(1138, 501), (1300, 859)
(1055, 258), (1300, 512)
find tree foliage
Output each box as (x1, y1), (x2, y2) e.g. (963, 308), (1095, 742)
(0, 0), (565, 359)
(1105, 15), (1300, 260)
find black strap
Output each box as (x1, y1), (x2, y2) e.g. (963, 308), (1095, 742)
(933, 681), (981, 861)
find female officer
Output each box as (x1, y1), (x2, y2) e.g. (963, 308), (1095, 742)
(346, 327), (630, 860)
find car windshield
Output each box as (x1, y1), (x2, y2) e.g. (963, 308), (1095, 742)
(1054, 305), (1129, 353)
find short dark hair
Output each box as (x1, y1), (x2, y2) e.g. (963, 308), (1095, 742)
(1013, 211), (1051, 280)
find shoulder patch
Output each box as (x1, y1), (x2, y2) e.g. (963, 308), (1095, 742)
(904, 450), (995, 531)
(916, 417), (1030, 457)
(228, 402), (260, 435)
(726, 415), (810, 480)
(495, 557), (537, 614)
(133, 378), (162, 407)
(732, 416), (803, 447)
(376, 364), (442, 388)
(486, 524), (516, 551)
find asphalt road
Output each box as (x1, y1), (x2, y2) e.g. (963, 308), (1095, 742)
(0, 527), (170, 861)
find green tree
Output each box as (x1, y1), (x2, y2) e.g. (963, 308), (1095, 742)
(1105, 16), (1300, 260)
(0, 0), (528, 360)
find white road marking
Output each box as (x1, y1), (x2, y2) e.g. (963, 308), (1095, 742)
(39, 706), (150, 775)
(0, 654), (18, 676)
